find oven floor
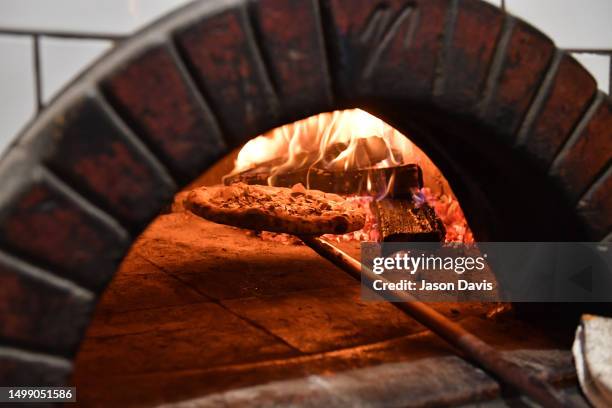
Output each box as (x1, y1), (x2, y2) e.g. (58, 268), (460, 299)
(71, 212), (576, 407)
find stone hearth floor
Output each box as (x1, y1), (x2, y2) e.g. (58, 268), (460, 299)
(71, 212), (575, 407)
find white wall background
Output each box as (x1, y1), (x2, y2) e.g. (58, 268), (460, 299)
(0, 0), (610, 156)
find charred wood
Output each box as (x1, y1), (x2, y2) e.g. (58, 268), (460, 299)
(224, 163), (423, 197)
(371, 199), (445, 242)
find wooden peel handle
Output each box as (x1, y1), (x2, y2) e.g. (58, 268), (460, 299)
(300, 236), (578, 408)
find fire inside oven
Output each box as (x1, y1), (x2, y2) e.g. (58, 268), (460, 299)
(70, 109), (571, 407)
(217, 108), (470, 244)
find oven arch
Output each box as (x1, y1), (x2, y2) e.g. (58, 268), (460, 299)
(0, 0), (609, 386)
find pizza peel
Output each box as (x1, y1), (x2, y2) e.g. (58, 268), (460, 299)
(183, 186), (576, 408)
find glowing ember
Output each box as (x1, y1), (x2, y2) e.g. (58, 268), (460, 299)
(414, 188), (474, 244)
(245, 189), (473, 245)
(322, 196), (380, 243)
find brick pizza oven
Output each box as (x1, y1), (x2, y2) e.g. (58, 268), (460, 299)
(0, 0), (610, 405)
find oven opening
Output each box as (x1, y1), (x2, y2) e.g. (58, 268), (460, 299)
(71, 109), (577, 406)
(208, 108), (470, 244)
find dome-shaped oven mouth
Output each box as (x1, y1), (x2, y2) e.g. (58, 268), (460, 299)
(0, 0), (609, 406)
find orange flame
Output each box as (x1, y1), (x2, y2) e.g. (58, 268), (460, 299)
(232, 109), (421, 189)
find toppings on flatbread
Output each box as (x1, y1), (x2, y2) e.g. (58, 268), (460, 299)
(184, 183), (365, 235)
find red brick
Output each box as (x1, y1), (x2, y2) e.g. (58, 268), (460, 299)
(175, 6), (279, 145)
(483, 19), (555, 137)
(0, 153), (129, 290)
(253, 0), (332, 116)
(438, 0), (504, 110)
(75, 302), (296, 377)
(0, 252), (93, 354)
(104, 44), (227, 181)
(326, 0), (449, 100)
(554, 96), (612, 203)
(26, 95), (176, 228)
(524, 54), (597, 167)
(0, 349), (71, 386)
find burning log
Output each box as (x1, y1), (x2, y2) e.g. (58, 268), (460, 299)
(224, 163), (423, 197)
(224, 133), (422, 197)
(371, 199), (445, 242)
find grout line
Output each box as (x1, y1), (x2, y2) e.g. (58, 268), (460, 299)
(360, 5), (417, 80)
(0, 28), (126, 41)
(134, 252), (214, 303)
(32, 34), (43, 111)
(549, 91), (604, 175)
(244, 0), (279, 97)
(95, 88), (178, 193)
(240, 2), (281, 117)
(577, 163), (611, 210)
(316, 0), (343, 101)
(432, 0), (458, 97)
(0, 344), (73, 369)
(310, 0), (334, 106)
(101, 328), (440, 379)
(165, 36), (228, 151)
(515, 50), (563, 146)
(140, 251), (304, 354)
(563, 48), (612, 55)
(40, 164), (132, 241)
(478, 15), (515, 117)
(0, 248), (94, 301)
(167, 32), (236, 148)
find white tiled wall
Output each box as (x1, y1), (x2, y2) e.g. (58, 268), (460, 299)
(506, 0), (612, 49)
(0, 0), (610, 157)
(40, 37), (113, 103)
(0, 0), (192, 36)
(0, 35), (35, 152)
(506, 0), (612, 92)
(0, 0), (192, 155)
